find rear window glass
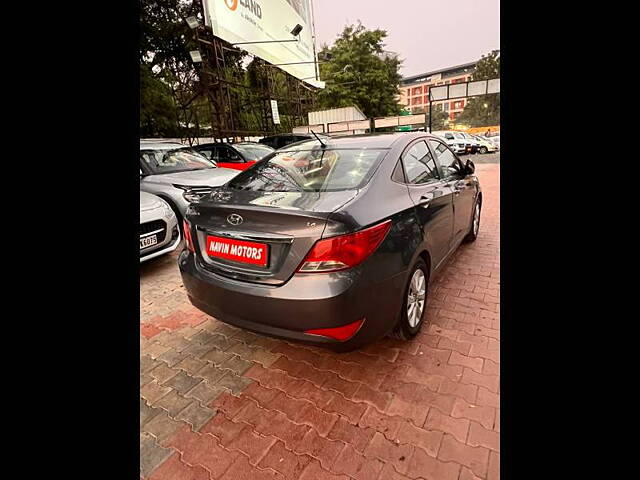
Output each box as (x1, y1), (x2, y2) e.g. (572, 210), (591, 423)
(140, 148), (214, 174)
(228, 147), (387, 192)
(233, 144), (275, 161)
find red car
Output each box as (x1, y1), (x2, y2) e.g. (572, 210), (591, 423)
(193, 142), (275, 171)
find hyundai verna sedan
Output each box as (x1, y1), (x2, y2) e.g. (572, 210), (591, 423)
(179, 132), (481, 351)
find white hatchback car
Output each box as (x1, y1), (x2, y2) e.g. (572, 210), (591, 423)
(470, 134), (499, 153)
(140, 191), (181, 263)
(431, 131), (469, 154)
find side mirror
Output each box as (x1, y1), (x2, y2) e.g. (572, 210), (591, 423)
(465, 159), (475, 175)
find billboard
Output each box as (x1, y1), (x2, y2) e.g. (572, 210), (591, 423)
(203, 0), (324, 88)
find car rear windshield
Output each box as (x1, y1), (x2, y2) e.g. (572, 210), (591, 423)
(140, 148), (214, 174)
(227, 147), (387, 192)
(233, 144), (275, 161)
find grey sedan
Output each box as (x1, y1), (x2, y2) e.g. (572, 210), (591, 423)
(140, 141), (240, 222)
(140, 191), (181, 262)
(179, 132), (481, 351)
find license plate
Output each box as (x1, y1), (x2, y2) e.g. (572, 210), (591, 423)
(140, 235), (158, 250)
(206, 235), (268, 267)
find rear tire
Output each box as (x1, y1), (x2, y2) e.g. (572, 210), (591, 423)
(479, 146), (488, 154)
(464, 199), (481, 243)
(391, 259), (429, 340)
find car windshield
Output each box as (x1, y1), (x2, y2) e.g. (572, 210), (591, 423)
(233, 144), (275, 161)
(228, 147), (387, 192)
(140, 148), (214, 174)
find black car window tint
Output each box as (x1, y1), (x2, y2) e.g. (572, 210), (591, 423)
(402, 140), (439, 184)
(227, 147), (244, 162)
(216, 146), (229, 161)
(429, 140), (462, 178)
(198, 148), (213, 160)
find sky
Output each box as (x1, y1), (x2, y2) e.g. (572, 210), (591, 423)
(311, 0), (500, 78)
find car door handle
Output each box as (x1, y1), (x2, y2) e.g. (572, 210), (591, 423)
(418, 195), (431, 206)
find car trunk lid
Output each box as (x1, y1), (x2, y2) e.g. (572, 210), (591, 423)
(187, 188), (358, 285)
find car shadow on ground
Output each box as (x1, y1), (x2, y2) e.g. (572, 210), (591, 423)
(139, 243), (184, 279)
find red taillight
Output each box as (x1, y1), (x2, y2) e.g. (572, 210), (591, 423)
(183, 218), (195, 253)
(305, 318), (365, 342)
(297, 220), (392, 273)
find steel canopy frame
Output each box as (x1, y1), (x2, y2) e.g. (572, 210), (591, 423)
(427, 78), (500, 132)
(184, 0), (318, 145)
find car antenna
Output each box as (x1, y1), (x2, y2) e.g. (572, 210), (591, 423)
(311, 130), (326, 149)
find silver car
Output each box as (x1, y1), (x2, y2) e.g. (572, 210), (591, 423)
(139, 141), (240, 221)
(140, 191), (181, 263)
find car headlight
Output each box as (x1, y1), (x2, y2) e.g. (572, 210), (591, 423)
(160, 201), (173, 217)
(173, 185), (212, 203)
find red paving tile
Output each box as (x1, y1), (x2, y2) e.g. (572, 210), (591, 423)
(141, 164), (500, 478)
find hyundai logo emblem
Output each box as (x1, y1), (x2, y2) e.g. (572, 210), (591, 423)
(227, 214), (243, 226)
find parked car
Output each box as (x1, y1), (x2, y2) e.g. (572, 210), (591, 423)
(179, 132), (481, 351)
(485, 134), (500, 150)
(259, 133), (330, 150)
(140, 141), (240, 223)
(458, 132), (482, 154)
(192, 142), (275, 171)
(431, 130), (468, 154)
(470, 134), (499, 154)
(140, 191), (181, 263)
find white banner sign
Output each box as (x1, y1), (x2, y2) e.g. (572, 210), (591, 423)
(347, 120), (371, 130)
(270, 100), (280, 124)
(398, 114), (426, 126)
(374, 117), (399, 128)
(204, 0), (323, 88)
(328, 122), (349, 132)
(292, 124), (324, 134)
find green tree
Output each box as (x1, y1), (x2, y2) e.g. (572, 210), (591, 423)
(140, 0), (200, 137)
(409, 105), (447, 131)
(455, 50), (500, 127)
(317, 22), (402, 118)
(428, 105), (449, 131)
(140, 64), (180, 137)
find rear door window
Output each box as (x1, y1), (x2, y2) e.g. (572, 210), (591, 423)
(401, 140), (440, 184)
(224, 147), (245, 163)
(197, 148), (214, 161)
(429, 140), (464, 179)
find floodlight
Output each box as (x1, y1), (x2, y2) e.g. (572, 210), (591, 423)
(291, 24), (303, 36)
(185, 16), (199, 29)
(189, 50), (202, 63)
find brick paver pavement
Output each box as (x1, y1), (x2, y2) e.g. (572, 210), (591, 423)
(140, 163), (499, 480)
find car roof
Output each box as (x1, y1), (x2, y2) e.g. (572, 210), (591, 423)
(193, 141), (272, 148)
(139, 141), (186, 150)
(279, 132), (439, 150)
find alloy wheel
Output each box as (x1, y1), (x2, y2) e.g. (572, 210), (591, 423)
(473, 203), (481, 235)
(407, 269), (426, 328)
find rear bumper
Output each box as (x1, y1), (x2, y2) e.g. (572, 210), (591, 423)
(178, 250), (406, 351)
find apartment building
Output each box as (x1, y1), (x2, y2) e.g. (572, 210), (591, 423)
(399, 61), (477, 123)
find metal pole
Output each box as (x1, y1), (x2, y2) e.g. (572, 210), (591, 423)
(429, 98), (433, 133)
(310, 0), (320, 81)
